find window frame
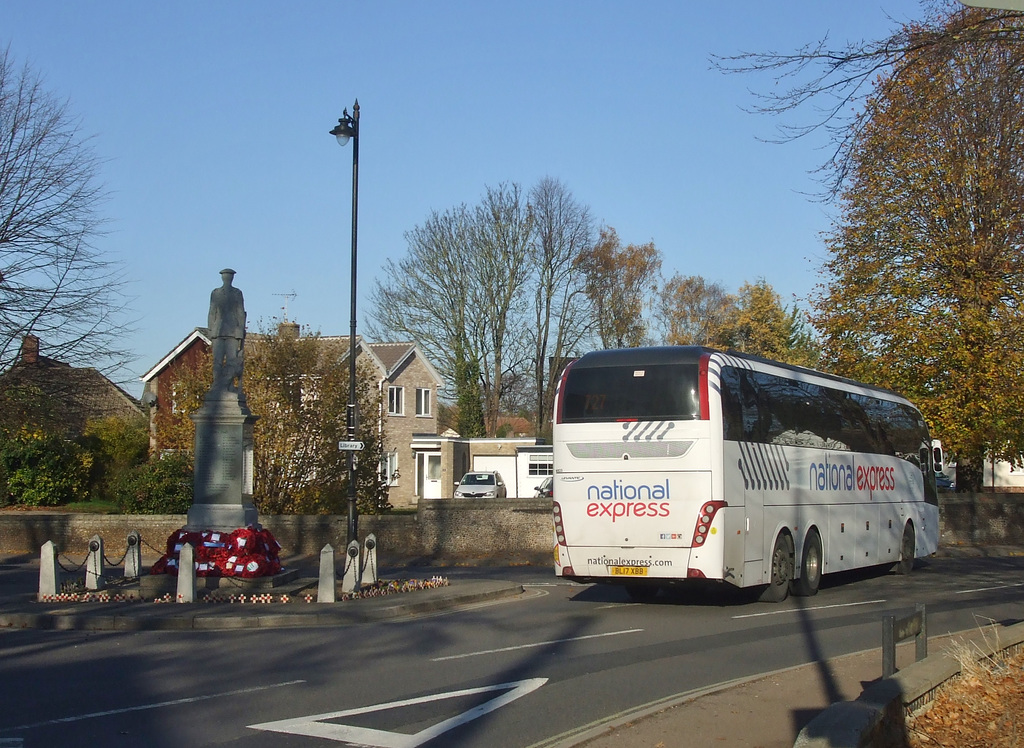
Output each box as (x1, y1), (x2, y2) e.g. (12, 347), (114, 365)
(388, 385), (404, 416)
(415, 387), (432, 417)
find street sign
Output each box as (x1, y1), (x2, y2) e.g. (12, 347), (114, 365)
(338, 441), (365, 451)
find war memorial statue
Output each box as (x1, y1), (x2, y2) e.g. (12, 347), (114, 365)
(186, 269), (260, 531)
(208, 268), (246, 394)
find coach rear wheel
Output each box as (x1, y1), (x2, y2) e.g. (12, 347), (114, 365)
(895, 522), (916, 575)
(760, 532), (794, 603)
(791, 529), (822, 597)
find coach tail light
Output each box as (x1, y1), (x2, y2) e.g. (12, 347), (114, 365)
(553, 501), (576, 576)
(553, 501), (567, 546)
(691, 501), (727, 547)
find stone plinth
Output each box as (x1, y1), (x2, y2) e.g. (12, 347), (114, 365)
(140, 568), (301, 598)
(187, 391), (259, 532)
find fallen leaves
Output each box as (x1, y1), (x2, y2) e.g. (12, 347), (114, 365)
(907, 649), (1024, 747)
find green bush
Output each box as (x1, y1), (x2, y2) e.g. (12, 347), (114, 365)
(115, 451), (193, 514)
(0, 429), (91, 506)
(79, 415), (150, 501)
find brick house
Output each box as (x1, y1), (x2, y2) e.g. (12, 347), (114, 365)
(0, 335), (143, 436)
(140, 327), (443, 509)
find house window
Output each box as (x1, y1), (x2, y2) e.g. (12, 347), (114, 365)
(528, 454), (554, 476)
(381, 451), (399, 486)
(416, 388), (431, 417)
(388, 386), (404, 416)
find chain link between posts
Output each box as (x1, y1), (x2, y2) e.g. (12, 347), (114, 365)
(56, 552), (89, 573)
(56, 534), (144, 584)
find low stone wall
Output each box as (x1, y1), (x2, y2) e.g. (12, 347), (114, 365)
(795, 620), (1024, 747)
(0, 498), (554, 566)
(938, 492), (1024, 547)
(0, 493), (1014, 565)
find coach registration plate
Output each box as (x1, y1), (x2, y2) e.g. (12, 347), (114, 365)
(610, 566), (648, 576)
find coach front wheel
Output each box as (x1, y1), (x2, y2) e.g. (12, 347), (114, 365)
(791, 529), (822, 597)
(760, 532), (794, 603)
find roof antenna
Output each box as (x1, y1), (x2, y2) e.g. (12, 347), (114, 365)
(273, 291), (297, 321)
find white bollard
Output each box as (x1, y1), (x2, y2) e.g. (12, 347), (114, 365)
(361, 534), (378, 586)
(318, 544), (336, 603)
(341, 540), (361, 594)
(124, 530), (142, 579)
(85, 535), (105, 590)
(38, 541), (60, 601)
(176, 542), (196, 603)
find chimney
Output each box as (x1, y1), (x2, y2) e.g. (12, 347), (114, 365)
(278, 321), (300, 339)
(20, 335), (39, 364)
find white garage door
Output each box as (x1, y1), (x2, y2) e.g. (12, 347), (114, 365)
(472, 455), (518, 496)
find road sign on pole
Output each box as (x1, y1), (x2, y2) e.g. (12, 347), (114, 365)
(338, 441), (365, 451)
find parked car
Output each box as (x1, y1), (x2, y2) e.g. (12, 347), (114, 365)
(533, 476), (553, 498)
(454, 471), (507, 499)
(935, 472), (955, 491)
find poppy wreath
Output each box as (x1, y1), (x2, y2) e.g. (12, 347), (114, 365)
(151, 526), (283, 577)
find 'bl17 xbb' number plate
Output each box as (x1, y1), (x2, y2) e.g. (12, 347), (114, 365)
(610, 566), (648, 576)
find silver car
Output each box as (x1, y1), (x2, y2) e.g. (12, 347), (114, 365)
(454, 471), (507, 499)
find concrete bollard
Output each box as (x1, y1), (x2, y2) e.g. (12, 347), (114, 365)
(361, 534), (378, 586)
(124, 530), (143, 579)
(176, 542), (196, 603)
(318, 544), (336, 603)
(85, 535), (105, 590)
(341, 540), (361, 594)
(38, 541), (60, 601)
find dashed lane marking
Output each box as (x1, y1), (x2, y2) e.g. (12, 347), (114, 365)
(431, 628), (644, 662)
(1, 680), (305, 732)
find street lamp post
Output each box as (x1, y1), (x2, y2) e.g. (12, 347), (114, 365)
(331, 100), (360, 546)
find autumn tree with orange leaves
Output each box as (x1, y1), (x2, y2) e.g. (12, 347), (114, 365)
(655, 274), (733, 347)
(576, 227), (662, 349)
(811, 7), (1024, 490)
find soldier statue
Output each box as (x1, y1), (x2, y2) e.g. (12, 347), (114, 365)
(208, 268), (246, 393)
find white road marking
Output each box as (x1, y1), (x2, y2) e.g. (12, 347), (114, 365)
(431, 628), (644, 661)
(731, 599), (886, 619)
(522, 582), (576, 587)
(1, 680), (305, 732)
(248, 678), (547, 747)
(954, 582), (1024, 595)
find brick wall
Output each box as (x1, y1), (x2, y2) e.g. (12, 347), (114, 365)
(383, 354), (439, 510)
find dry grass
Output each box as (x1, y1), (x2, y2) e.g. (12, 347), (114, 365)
(907, 629), (1024, 747)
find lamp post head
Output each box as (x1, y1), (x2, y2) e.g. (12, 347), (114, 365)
(330, 101), (359, 146)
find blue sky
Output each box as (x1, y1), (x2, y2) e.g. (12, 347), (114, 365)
(3, 1), (927, 396)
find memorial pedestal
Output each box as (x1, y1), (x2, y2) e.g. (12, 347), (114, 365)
(186, 391), (259, 532)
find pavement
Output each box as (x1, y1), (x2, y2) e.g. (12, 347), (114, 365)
(2, 547), (1021, 748)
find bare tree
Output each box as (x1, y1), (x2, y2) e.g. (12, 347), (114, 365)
(368, 183), (534, 436)
(527, 177), (594, 437)
(471, 183), (534, 435)
(368, 204), (474, 381)
(714, 1), (1024, 196)
(0, 48), (131, 374)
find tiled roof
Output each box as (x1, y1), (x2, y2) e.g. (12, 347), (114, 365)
(0, 356), (143, 436)
(367, 342), (416, 373)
